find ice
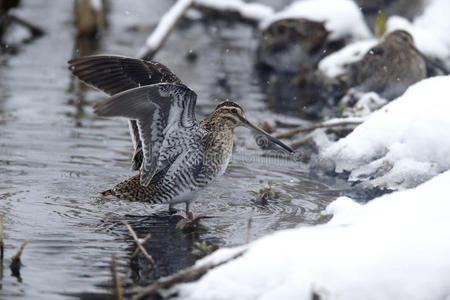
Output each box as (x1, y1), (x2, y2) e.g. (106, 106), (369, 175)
(175, 170), (450, 300)
(321, 76), (450, 190)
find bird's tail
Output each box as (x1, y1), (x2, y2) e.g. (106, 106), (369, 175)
(97, 175), (157, 202)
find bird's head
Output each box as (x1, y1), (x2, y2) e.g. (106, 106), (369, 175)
(385, 30), (416, 49)
(211, 101), (293, 153)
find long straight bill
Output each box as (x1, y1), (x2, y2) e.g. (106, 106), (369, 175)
(240, 116), (294, 153)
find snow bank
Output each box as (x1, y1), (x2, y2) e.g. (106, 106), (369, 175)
(387, 0), (450, 59)
(176, 170), (450, 300)
(261, 0), (371, 41)
(322, 76), (450, 190)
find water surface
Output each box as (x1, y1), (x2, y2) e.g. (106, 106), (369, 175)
(0, 1), (344, 298)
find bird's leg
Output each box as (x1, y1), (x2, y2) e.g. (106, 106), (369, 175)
(185, 201), (190, 215)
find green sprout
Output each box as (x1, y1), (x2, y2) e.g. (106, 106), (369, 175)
(191, 241), (219, 259)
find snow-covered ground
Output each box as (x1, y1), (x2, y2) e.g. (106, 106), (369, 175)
(321, 76), (450, 190)
(176, 169), (450, 300)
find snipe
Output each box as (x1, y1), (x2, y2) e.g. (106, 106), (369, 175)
(344, 30), (427, 100)
(68, 55), (293, 212)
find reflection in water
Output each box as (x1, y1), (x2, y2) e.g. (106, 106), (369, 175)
(0, 0), (347, 298)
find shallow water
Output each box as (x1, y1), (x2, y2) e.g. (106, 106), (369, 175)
(0, 1), (344, 298)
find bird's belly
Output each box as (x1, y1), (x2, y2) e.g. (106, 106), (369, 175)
(217, 151), (232, 176)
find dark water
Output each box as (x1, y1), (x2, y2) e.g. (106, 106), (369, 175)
(0, 1), (344, 298)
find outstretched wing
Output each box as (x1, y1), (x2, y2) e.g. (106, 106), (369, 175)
(93, 83), (199, 186)
(68, 55), (182, 94)
(68, 55), (182, 170)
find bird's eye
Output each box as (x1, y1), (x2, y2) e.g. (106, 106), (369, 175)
(231, 108), (238, 114)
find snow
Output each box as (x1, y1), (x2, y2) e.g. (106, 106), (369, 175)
(340, 91), (388, 117)
(176, 170), (450, 300)
(261, 0), (371, 41)
(321, 76), (450, 190)
(386, 0), (450, 59)
(318, 39), (377, 78)
(195, 0), (274, 22)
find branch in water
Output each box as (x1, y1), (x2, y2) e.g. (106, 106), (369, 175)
(123, 220), (156, 266)
(137, 0), (194, 60)
(138, 0), (274, 60)
(275, 118), (364, 140)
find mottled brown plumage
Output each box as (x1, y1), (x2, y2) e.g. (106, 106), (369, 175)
(344, 30), (427, 100)
(257, 18), (330, 73)
(68, 55), (293, 212)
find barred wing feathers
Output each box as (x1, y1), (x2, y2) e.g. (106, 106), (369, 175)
(93, 83), (199, 186)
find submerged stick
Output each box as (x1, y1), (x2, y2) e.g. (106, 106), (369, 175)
(131, 233), (151, 259)
(138, 0), (194, 60)
(275, 118), (363, 140)
(130, 249), (245, 300)
(111, 254), (124, 300)
(122, 221), (156, 266)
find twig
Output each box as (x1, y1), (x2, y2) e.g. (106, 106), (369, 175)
(275, 119), (363, 140)
(138, 0), (194, 60)
(111, 254), (124, 300)
(131, 234), (151, 259)
(245, 218), (252, 244)
(130, 249), (245, 300)
(291, 134), (314, 150)
(122, 221), (156, 266)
